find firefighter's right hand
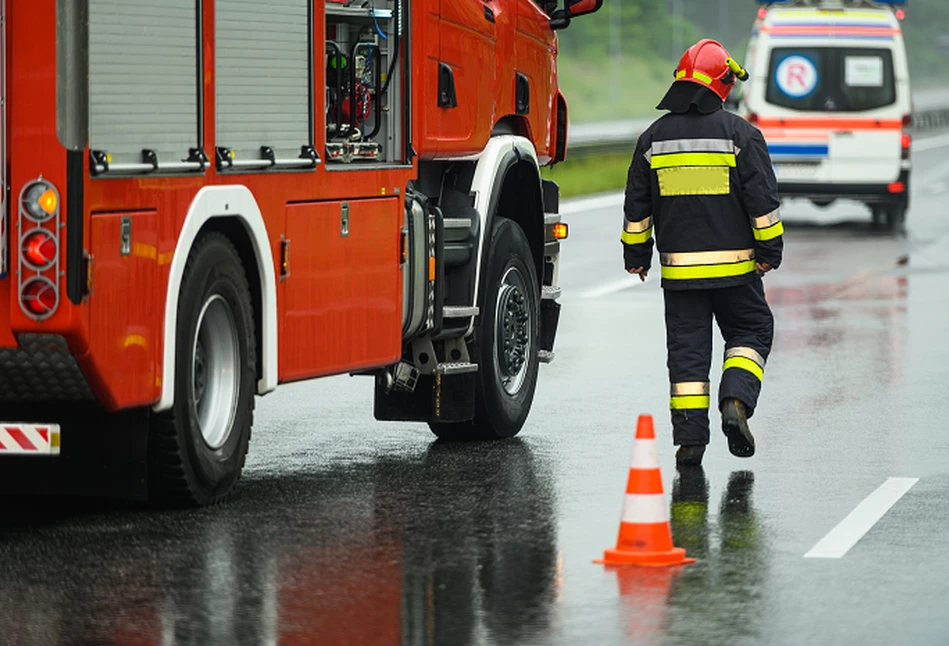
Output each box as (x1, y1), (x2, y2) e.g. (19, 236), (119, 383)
(756, 262), (773, 275)
(628, 267), (648, 282)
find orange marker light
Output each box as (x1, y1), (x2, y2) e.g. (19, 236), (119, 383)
(553, 222), (569, 240)
(429, 256), (436, 281)
(38, 189), (58, 215)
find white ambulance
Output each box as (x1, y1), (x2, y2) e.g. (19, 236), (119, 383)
(737, 0), (912, 231)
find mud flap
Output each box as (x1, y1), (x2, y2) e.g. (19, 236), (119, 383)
(540, 299), (561, 352)
(374, 372), (476, 423)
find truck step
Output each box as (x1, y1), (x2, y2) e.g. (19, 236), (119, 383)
(443, 306), (479, 319)
(542, 285), (562, 300)
(435, 362), (479, 375)
(538, 350), (555, 364)
(443, 217), (473, 230)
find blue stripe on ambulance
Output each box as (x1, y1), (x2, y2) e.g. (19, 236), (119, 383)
(768, 144), (829, 157)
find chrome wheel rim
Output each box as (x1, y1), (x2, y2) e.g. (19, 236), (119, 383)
(494, 266), (532, 396)
(191, 294), (240, 449)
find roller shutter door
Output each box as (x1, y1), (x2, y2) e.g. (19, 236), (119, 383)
(215, 0), (311, 162)
(88, 0), (199, 166)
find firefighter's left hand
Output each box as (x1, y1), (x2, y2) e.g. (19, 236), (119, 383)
(756, 262), (773, 275)
(628, 267), (648, 282)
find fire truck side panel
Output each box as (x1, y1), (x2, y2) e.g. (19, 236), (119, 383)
(280, 198), (402, 383)
(514, 0), (558, 164)
(417, 0), (557, 161)
(86, 210), (162, 409)
(6, 0), (84, 345)
(431, 0), (499, 158)
(415, 0), (443, 158)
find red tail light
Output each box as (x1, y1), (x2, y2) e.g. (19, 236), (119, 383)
(902, 114), (912, 127)
(901, 133), (911, 160)
(21, 230), (58, 269)
(749, 112), (759, 125)
(888, 181), (906, 194)
(16, 178), (62, 321)
(20, 278), (58, 317)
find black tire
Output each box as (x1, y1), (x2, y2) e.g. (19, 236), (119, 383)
(885, 204), (907, 234)
(871, 204), (887, 229)
(430, 218), (541, 440)
(149, 233), (256, 507)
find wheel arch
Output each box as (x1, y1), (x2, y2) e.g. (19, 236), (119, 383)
(471, 136), (545, 305)
(154, 185), (278, 413)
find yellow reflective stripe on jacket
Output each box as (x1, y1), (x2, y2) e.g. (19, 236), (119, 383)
(670, 395), (711, 410)
(693, 71), (713, 85)
(723, 356), (763, 381)
(650, 152), (737, 169)
(753, 221), (784, 241)
(662, 260), (757, 280)
(657, 167), (730, 196)
(621, 227), (653, 245)
(624, 216), (652, 233)
(670, 381), (710, 396)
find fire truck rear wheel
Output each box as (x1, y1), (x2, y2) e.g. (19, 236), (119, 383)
(149, 232), (256, 507)
(430, 218), (540, 440)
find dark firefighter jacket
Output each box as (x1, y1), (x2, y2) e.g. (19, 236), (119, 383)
(622, 108), (784, 290)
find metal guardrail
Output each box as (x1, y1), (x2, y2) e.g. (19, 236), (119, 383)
(565, 88), (949, 159)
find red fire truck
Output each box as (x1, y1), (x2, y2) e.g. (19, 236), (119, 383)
(0, 0), (601, 504)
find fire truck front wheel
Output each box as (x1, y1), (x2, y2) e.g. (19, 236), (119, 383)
(431, 218), (541, 440)
(149, 232), (257, 507)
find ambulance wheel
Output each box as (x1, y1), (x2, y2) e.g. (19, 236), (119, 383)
(871, 204), (887, 229)
(885, 205), (907, 234)
(149, 233), (256, 507)
(430, 218), (541, 440)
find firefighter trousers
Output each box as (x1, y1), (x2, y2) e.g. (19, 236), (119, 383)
(664, 278), (774, 446)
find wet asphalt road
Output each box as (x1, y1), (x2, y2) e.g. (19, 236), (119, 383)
(3, 135), (949, 645)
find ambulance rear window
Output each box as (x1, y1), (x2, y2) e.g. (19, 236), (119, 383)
(766, 47), (895, 112)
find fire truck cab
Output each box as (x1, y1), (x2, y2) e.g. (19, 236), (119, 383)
(0, 0), (601, 504)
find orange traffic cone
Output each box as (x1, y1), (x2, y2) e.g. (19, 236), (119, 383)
(595, 414), (695, 567)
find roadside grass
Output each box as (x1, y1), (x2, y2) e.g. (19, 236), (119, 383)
(541, 153), (631, 199)
(557, 55), (671, 122)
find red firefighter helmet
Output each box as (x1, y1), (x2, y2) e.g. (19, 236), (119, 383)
(673, 39), (746, 102)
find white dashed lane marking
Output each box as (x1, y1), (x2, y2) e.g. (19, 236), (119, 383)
(804, 477), (919, 559)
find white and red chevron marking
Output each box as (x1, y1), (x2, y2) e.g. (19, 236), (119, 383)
(0, 423), (60, 455)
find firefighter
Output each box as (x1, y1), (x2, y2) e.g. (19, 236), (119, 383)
(622, 39), (783, 467)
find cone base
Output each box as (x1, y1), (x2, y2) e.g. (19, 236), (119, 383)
(595, 546), (696, 567)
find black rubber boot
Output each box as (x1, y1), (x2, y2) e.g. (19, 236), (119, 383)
(676, 444), (706, 467)
(721, 399), (755, 458)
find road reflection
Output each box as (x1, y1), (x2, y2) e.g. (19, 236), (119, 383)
(0, 440), (559, 645)
(767, 272), (908, 409)
(601, 469), (769, 644)
(601, 469), (770, 644)
(664, 469), (770, 644)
